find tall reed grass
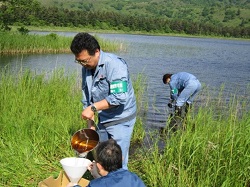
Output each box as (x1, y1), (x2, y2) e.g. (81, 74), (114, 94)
(129, 86), (250, 187)
(0, 66), (249, 186)
(0, 67), (145, 186)
(0, 32), (125, 54)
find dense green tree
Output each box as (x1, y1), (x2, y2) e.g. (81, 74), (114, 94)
(0, 0), (249, 38)
(0, 0), (41, 29)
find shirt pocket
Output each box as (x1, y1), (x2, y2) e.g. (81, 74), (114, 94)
(92, 75), (110, 102)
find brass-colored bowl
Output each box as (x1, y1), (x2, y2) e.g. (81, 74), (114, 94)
(71, 129), (99, 155)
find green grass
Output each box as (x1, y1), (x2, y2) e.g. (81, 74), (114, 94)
(0, 31), (125, 54)
(129, 87), (250, 187)
(0, 32), (72, 54)
(0, 66), (249, 186)
(0, 66), (146, 186)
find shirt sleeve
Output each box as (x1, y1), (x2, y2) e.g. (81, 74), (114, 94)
(169, 82), (178, 101)
(105, 57), (129, 106)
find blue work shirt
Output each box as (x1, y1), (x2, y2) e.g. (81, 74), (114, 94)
(86, 168), (146, 187)
(169, 72), (198, 100)
(81, 50), (136, 126)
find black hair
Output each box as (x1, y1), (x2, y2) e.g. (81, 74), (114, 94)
(162, 74), (172, 84)
(95, 139), (122, 172)
(70, 32), (100, 56)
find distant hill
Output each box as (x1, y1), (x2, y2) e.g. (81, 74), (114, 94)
(1, 0), (249, 37)
(37, 0), (250, 28)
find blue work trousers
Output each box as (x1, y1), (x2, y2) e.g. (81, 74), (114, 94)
(176, 79), (201, 107)
(97, 117), (136, 170)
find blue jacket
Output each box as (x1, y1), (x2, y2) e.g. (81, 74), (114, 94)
(81, 50), (136, 127)
(86, 168), (146, 187)
(169, 72), (199, 100)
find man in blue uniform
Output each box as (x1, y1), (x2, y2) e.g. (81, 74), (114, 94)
(87, 139), (146, 187)
(162, 72), (201, 117)
(70, 33), (137, 170)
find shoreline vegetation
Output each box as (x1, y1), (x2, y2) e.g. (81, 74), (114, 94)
(26, 25), (250, 40)
(0, 68), (249, 186)
(0, 29), (125, 55)
(1, 25), (250, 55)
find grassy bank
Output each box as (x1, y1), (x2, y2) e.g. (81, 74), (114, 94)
(0, 67), (146, 186)
(0, 67), (249, 186)
(0, 31), (125, 54)
(21, 25), (250, 41)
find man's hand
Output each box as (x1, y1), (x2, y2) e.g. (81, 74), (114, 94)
(81, 105), (95, 120)
(88, 161), (102, 179)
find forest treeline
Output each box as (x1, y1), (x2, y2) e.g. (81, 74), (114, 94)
(0, 0), (250, 38)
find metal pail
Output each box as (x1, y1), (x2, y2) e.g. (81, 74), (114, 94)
(71, 129), (99, 157)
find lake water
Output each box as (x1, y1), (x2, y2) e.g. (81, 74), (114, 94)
(1, 32), (250, 129)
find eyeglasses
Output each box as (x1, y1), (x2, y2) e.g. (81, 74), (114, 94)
(75, 57), (91, 66)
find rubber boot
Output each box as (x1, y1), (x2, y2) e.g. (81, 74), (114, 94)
(175, 106), (182, 117)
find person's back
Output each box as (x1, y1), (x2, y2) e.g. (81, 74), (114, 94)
(170, 72), (197, 90)
(87, 139), (146, 187)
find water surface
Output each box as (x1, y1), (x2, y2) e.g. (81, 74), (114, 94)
(1, 32), (249, 129)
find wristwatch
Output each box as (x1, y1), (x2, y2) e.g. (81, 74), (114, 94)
(91, 104), (97, 113)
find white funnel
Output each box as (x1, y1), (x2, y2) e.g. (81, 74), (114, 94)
(60, 157), (92, 185)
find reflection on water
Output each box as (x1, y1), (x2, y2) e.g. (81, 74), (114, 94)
(1, 32), (250, 129)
